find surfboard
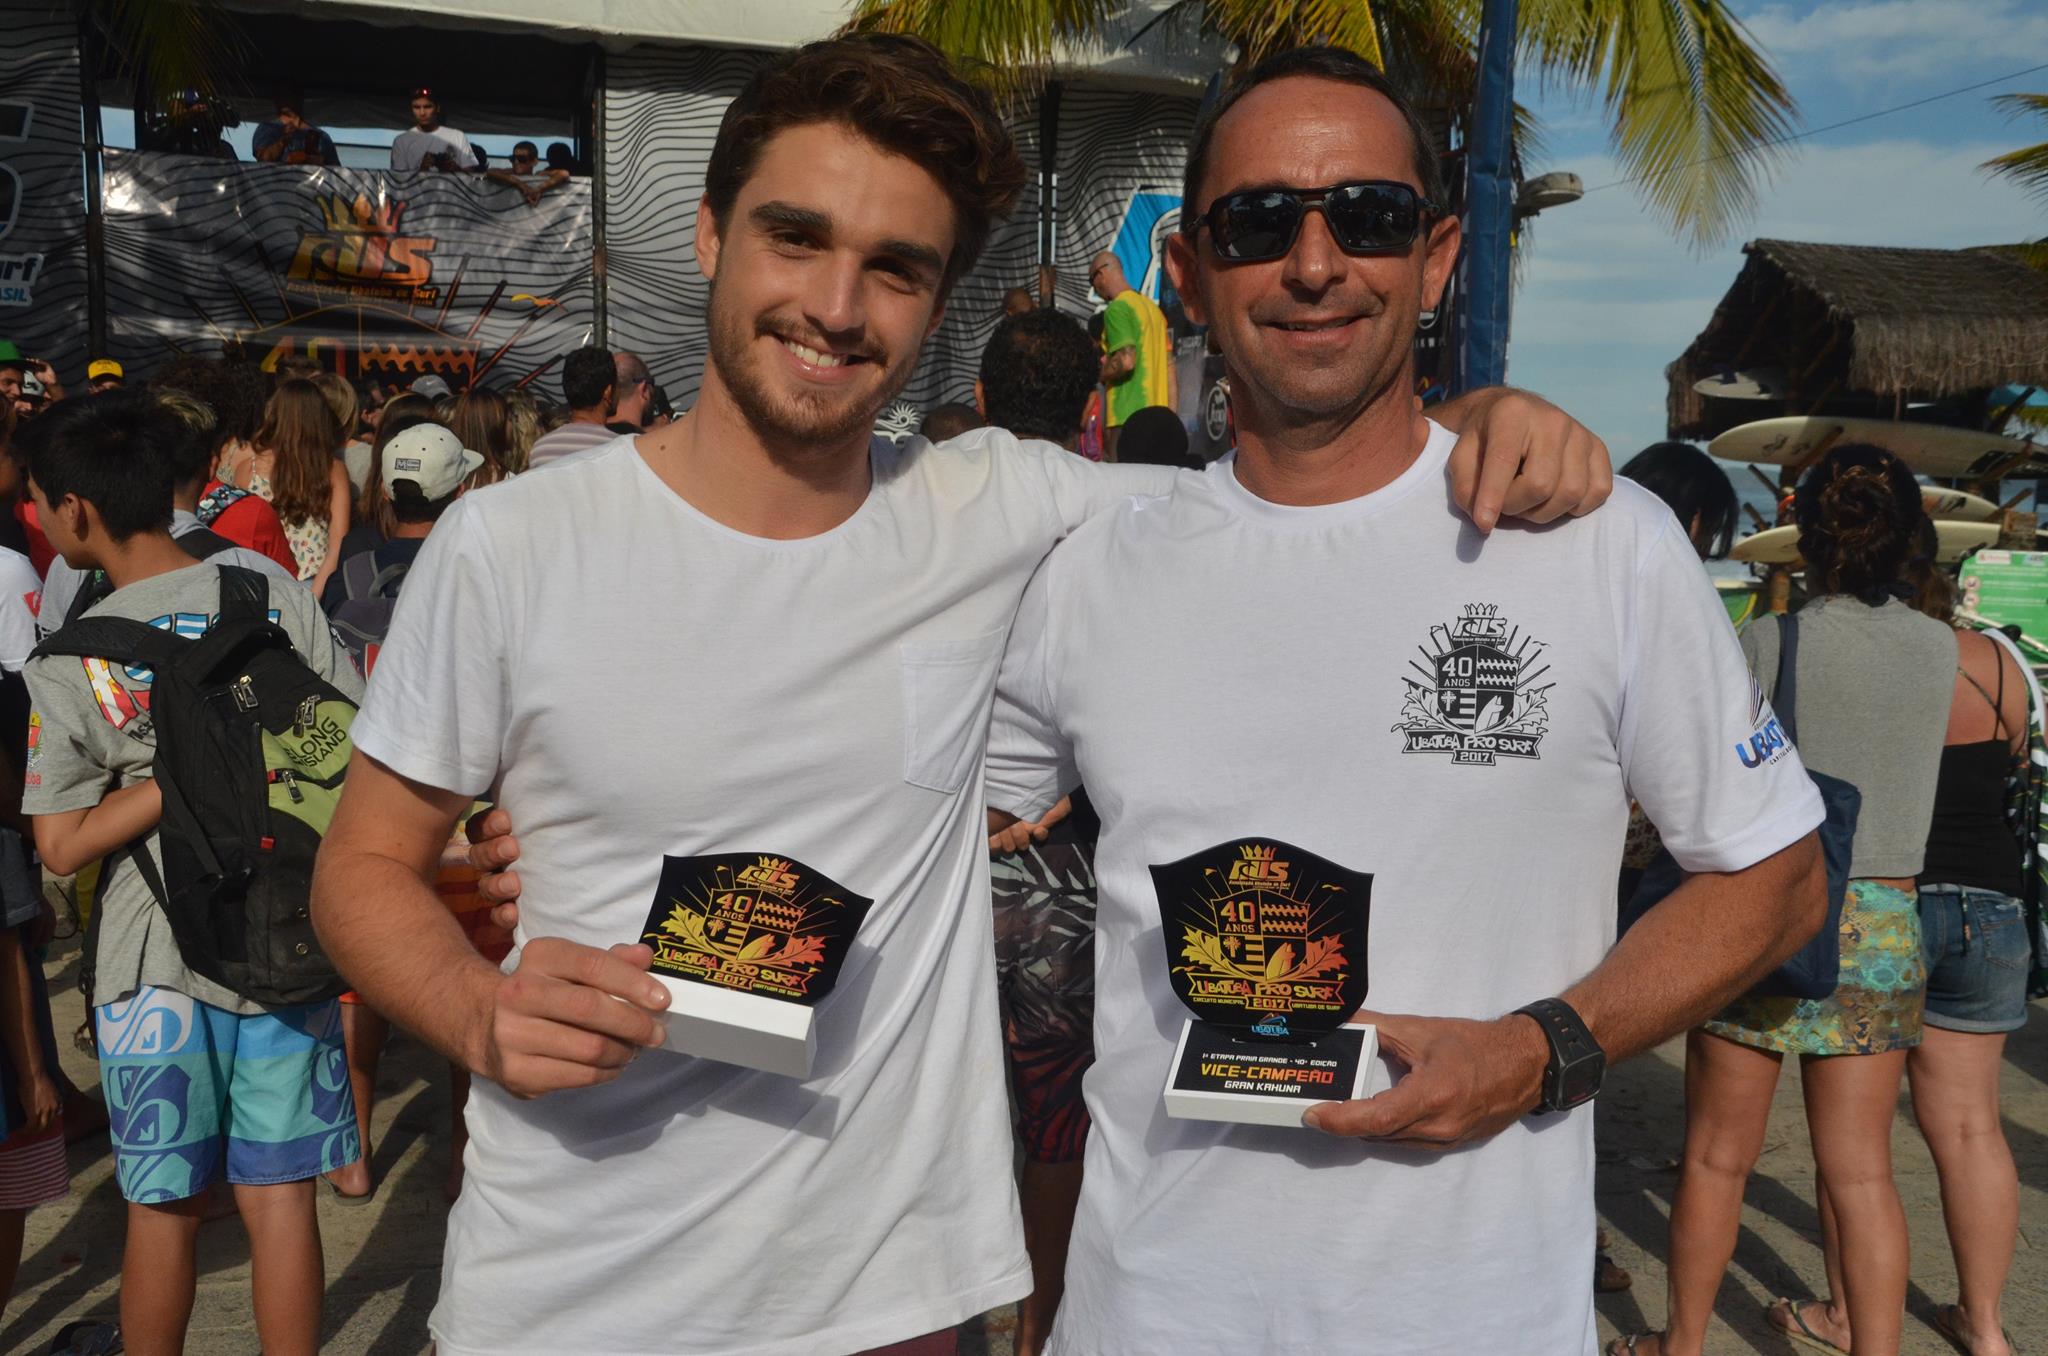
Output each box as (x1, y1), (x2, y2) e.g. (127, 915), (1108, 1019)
(1710, 417), (2048, 479)
(1730, 520), (2002, 567)
(1692, 367), (1786, 401)
(1921, 487), (2002, 522)
(1714, 577), (1760, 628)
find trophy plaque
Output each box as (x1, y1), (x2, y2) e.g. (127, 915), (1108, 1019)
(1150, 839), (1375, 1127)
(637, 852), (873, 1078)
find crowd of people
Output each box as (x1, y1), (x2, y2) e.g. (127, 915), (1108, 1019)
(143, 79), (582, 202)
(0, 29), (2036, 1356)
(925, 247), (1189, 470)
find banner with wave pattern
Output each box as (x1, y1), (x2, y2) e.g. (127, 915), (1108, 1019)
(102, 150), (594, 391)
(1052, 87), (1200, 323)
(0, 3), (90, 377)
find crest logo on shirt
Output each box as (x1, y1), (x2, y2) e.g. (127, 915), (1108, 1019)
(1393, 602), (1553, 766)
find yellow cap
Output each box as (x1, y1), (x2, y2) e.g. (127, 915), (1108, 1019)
(88, 358), (123, 380)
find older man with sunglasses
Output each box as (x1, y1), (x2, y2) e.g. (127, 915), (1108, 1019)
(982, 46), (1828, 1355)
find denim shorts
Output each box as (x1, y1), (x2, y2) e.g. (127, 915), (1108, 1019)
(1918, 884), (2032, 1035)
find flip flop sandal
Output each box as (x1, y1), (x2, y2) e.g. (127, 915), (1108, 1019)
(1934, 1303), (2019, 1356)
(324, 1175), (377, 1207)
(1769, 1298), (1849, 1355)
(1607, 1335), (1661, 1356)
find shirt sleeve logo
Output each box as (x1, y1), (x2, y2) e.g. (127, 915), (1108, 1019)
(1736, 677), (1791, 769)
(1393, 602), (1553, 766)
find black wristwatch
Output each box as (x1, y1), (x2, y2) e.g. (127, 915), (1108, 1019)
(1514, 997), (1605, 1113)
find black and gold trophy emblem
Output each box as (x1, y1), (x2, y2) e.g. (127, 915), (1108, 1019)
(637, 852), (873, 1078)
(1149, 839), (1375, 1126)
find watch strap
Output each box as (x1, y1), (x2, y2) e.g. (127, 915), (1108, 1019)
(1514, 996), (1604, 1113)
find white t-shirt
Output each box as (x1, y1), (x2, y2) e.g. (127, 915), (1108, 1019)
(986, 422), (1825, 1356)
(0, 546), (40, 671)
(390, 124), (475, 171)
(351, 430), (1175, 1356)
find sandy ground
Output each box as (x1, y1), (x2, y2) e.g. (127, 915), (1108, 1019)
(2, 929), (2041, 1354)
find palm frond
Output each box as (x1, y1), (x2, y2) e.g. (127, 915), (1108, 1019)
(850, 0), (1384, 83)
(1188, 0), (1384, 70)
(1982, 92), (2048, 203)
(1374, 0), (1548, 168)
(846, 0), (1125, 90)
(852, 0), (1792, 252)
(93, 0), (248, 104)
(1517, 0), (1797, 251)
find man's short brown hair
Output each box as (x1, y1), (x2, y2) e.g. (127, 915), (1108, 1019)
(1181, 46), (1446, 226)
(704, 34), (1028, 292)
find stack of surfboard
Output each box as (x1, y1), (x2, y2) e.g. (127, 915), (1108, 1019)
(1710, 415), (2042, 568)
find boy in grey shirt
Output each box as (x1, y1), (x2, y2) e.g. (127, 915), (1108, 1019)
(17, 391), (361, 1356)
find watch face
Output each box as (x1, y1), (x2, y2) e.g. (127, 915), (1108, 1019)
(1556, 1051), (1605, 1109)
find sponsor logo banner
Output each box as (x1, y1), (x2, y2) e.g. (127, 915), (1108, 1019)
(103, 150), (594, 389)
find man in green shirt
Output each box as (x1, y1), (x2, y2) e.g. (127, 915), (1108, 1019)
(1089, 251), (1173, 460)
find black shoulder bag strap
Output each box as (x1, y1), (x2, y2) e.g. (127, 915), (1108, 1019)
(178, 527), (239, 562)
(217, 563), (269, 623)
(1775, 612), (1800, 744)
(30, 615), (187, 673)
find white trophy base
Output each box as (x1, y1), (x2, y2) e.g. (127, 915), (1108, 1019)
(1162, 1021), (1377, 1128)
(651, 973), (816, 1078)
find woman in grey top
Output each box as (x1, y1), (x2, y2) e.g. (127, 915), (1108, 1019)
(1618, 446), (1954, 1356)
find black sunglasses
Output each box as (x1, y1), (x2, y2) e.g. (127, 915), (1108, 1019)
(1187, 180), (1441, 262)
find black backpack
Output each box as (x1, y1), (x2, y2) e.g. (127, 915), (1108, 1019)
(326, 550), (410, 674)
(35, 566), (355, 1007)
(63, 527), (238, 628)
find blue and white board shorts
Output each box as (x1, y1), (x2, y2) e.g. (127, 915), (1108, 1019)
(96, 985), (359, 1203)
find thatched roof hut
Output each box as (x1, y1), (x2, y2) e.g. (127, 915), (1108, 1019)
(1667, 239), (2048, 439)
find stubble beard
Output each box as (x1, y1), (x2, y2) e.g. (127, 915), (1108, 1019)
(1229, 304), (1413, 445)
(706, 278), (918, 459)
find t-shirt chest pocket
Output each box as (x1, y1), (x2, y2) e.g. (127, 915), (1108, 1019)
(900, 628), (1008, 794)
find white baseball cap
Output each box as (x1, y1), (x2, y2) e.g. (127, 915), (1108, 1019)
(380, 423), (483, 501)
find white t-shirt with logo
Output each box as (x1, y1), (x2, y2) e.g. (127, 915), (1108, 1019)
(985, 421), (1825, 1356)
(351, 431), (1175, 1356)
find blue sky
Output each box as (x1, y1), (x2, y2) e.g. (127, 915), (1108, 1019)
(1506, 0), (2048, 464)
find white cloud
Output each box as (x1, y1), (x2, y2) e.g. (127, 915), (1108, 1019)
(1741, 0), (2048, 82)
(1505, 136), (2046, 460)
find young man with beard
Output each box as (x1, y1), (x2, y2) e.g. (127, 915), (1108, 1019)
(313, 35), (1616, 1356)
(982, 49), (1829, 1355)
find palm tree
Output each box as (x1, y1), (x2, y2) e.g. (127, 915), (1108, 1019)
(92, 0), (247, 106)
(846, 0), (1798, 251)
(1982, 93), (2048, 204)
